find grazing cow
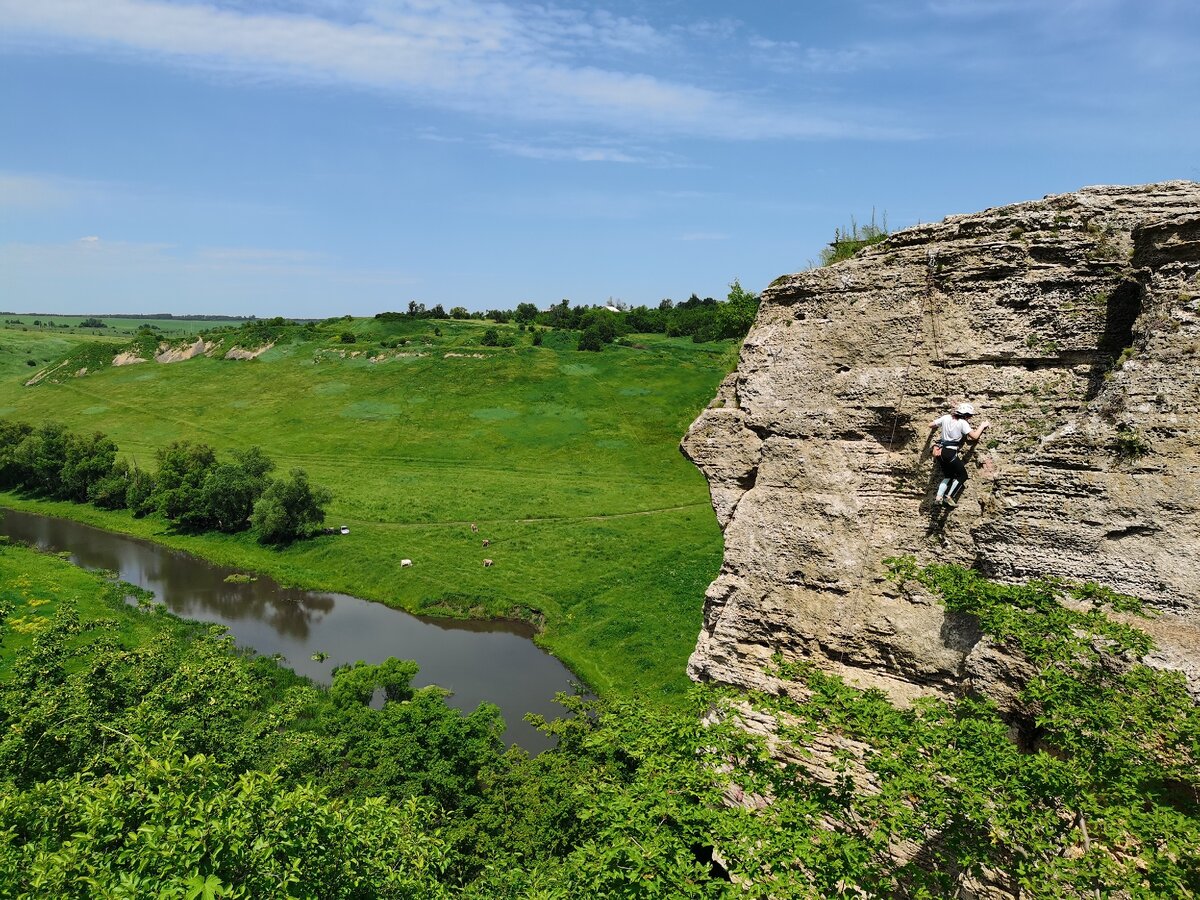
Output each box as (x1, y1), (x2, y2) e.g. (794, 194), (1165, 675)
(400, 559), (412, 568)
(483, 559), (493, 567)
(470, 523), (479, 533)
(482, 539), (490, 547)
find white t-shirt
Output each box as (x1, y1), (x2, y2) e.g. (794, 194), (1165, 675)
(934, 414), (973, 445)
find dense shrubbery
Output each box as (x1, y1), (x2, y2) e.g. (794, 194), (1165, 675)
(1, 545), (1195, 897)
(0, 421), (331, 543)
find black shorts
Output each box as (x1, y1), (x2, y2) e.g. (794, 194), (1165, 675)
(938, 445), (968, 482)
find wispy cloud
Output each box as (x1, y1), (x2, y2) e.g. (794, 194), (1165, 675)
(484, 135), (696, 167)
(0, 0), (912, 141)
(488, 140), (641, 164)
(2, 237), (420, 314)
(0, 172), (77, 209)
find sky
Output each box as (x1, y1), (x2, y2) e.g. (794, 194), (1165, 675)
(2, 0), (1198, 317)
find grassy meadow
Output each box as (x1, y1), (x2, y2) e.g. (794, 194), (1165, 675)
(0, 317), (735, 703)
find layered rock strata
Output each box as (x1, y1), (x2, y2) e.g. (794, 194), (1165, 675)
(683, 182), (1200, 713)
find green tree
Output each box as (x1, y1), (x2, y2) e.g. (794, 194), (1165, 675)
(154, 441), (219, 528)
(60, 431), (118, 502)
(10, 422), (71, 497)
(251, 468), (332, 544)
(577, 325), (604, 352)
(0, 420), (33, 488)
(125, 465), (157, 517)
(198, 448), (275, 533)
(87, 457), (131, 509)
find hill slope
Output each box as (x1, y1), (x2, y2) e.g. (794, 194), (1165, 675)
(0, 317), (737, 701)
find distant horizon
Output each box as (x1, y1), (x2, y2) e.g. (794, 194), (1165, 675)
(4, 1), (1197, 317)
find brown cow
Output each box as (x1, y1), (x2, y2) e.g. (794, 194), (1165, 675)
(470, 523), (479, 533)
(482, 539), (490, 547)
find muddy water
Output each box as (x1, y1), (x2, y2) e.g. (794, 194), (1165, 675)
(0, 508), (580, 751)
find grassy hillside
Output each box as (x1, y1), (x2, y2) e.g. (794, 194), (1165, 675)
(0, 316), (735, 702)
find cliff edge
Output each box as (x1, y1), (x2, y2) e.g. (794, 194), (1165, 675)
(683, 182), (1200, 718)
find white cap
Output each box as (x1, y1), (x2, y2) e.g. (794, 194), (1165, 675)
(956, 402), (975, 416)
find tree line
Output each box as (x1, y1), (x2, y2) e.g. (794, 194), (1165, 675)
(0, 420), (331, 543)
(375, 279), (761, 347)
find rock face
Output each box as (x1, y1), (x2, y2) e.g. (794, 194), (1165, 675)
(155, 338), (213, 363)
(683, 182), (1200, 713)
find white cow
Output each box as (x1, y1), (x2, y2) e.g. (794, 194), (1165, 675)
(400, 559), (413, 567)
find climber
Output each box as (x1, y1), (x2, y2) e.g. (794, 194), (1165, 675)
(930, 402), (990, 507)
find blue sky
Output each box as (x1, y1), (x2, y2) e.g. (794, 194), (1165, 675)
(2, 0), (1197, 316)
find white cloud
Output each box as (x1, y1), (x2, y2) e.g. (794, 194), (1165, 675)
(0, 0), (912, 141)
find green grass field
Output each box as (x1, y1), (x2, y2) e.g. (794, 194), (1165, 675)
(0, 317), (734, 703)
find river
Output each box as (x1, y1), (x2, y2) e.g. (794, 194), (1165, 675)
(0, 507), (580, 751)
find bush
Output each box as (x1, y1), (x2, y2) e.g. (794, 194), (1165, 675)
(819, 211), (889, 266)
(480, 328), (499, 347)
(577, 326), (604, 352)
(339, 332), (356, 344)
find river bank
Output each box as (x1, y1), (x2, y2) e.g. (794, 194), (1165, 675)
(0, 505), (579, 749)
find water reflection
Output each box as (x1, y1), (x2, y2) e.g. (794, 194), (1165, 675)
(0, 507), (577, 750)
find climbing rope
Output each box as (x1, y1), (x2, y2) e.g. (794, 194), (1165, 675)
(925, 249), (953, 398)
(856, 248), (950, 589)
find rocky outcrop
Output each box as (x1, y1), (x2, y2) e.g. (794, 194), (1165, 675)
(683, 182), (1200, 712)
(155, 338), (213, 363)
(224, 342), (273, 360)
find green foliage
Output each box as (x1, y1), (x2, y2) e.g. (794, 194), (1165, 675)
(819, 212), (889, 266)
(154, 441), (219, 525)
(125, 465), (156, 517)
(340, 331), (357, 344)
(2, 543), (1198, 897)
(1113, 425), (1151, 460)
(251, 468), (332, 544)
(0, 740), (451, 899)
(577, 324), (605, 352)
(0, 420), (325, 540)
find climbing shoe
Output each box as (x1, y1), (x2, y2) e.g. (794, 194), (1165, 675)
(943, 496), (957, 508)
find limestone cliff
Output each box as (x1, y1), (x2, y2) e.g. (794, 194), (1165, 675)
(683, 182), (1200, 718)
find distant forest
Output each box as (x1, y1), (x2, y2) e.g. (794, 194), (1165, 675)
(376, 279), (761, 345)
